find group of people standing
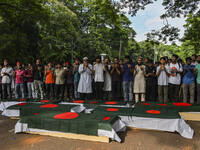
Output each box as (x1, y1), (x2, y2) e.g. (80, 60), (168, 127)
(0, 53), (200, 104)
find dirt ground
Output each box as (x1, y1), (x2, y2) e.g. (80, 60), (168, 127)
(0, 114), (200, 150)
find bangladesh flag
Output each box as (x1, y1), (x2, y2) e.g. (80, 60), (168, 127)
(135, 102), (200, 112)
(20, 112), (119, 136)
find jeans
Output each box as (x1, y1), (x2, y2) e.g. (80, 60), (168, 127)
(94, 82), (104, 100)
(55, 84), (65, 101)
(112, 81), (121, 101)
(45, 83), (55, 99)
(158, 85), (168, 102)
(2, 83), (12, 100)
(34, 80), (44, 99)
(74, 81), (79, 99)
(123, 81), (133, 102)
(182, 83), (195, 103)
(27, 82), (35, 99)
(15, 83), (25, 99)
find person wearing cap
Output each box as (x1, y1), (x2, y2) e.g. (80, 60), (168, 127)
(134, 57), (146, 102)
(54, 63), (67, 101)
(77, 57), (94, 100)
(65, 62), (74, 101)
(1, 59), (13, 100)
(13, 64), (26, 99)
(121, 55), (135, 104)
(44, 62), (55, 100)
(93, 56), (105, 100)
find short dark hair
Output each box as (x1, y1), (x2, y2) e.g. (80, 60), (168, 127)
(192, 54), (197, 58)
(124, 55), (130, 60)
(172, 54), (179, 60)
(148, 59), (153, 64)
(160, 57), (166, 61)
(114, 57), (119, 60)
(186, 57), (192, 62)
(96, 56), (101, 60)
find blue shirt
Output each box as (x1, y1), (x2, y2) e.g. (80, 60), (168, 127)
(182, 65), (195, 84)
(74, 68), (80, 82)
(123, 62), (135, 82)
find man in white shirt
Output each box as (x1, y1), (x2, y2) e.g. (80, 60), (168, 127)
(169, 54), (183, 102)
(156, 57), (170, 102)
(1, 59), (14, 100)
(93, 56), (105, 100)
(78, 57), (94, 100)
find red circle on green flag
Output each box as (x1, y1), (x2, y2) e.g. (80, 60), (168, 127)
(89, 101), (98, 104)
(157, 104), (167, 106)
(146, 110), (161, 114)
(18, 99), (26, 101)
(40, 100), (50, 103)
(105, 101), (118, 105)
(173, 103), (191, 106)
(107, 108), (119, 111)
(54, 112), (79, 119)
(17, 103), (26, 106)
(103, 117), (110, 121)
(73, 100), (85, 103)
(40, 104), (58, 108)
(34, 113), (40, 115)
(141, 103), (151, 105)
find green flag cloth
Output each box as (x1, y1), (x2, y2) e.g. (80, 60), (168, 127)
(20, 112), (119, 136)
(135, 102), (200, 112)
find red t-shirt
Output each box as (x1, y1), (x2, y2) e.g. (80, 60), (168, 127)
(14, 70), (26, 84)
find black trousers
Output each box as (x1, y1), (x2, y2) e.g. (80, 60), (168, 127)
(169, 83), (180, 102)
(94, 82), (104, 100)
(112, 81), (121, 101)
(45, 83), (55, 99)
(2, 83), (12, 100)
(66, 83), (74, 99)
(55, 84), (65, 101)
(146, 82), (157, 101)
(80, 93), (91, 100)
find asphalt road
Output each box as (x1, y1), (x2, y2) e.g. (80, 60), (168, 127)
(0, 114), (200, 150)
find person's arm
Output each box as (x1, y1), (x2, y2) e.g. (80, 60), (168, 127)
(182, 67), (187, 77)
(115, 66), (121, 75)
(13, 70), (16, 78)
(72, 64), (77, 75)
(128, 64), (134, 73)
(110, 64), (115, 75)
(87, 65), (94, 74)
(164, 66), (170, 77)
(156, 66), (162, 77)
(79, 64), (86, 73)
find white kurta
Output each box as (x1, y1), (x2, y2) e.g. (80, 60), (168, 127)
(134, 65), (146, 93)
(77, 64), (93, 93)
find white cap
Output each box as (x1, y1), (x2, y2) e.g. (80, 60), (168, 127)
(83, 57), (88, 60)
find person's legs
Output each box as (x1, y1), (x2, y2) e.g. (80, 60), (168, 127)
(128, 81), (133, 102)
(74, 81), (79, 99)
(189, 83), (195, 103)
(0, 84), (2, 100)
(174, 85), (180, 102)
(163, 85), (169, 102)
(116, 81), (121, 101)
(20, 83), (25, 99)
(27, 82), (31, 98)
(2, 84), (7, 100)
(34, 80), (39, 99)
(7, 83), (12, 99)
(54, 84), (59, 100)
(197, 84), (200, 103)
(123, 81), (128, 102)
(158, 86), (163, 102)
(168, 83), (173, 102)
(38, 81), (44, 99)
(60, 84), (65, 101)
(141, 93), (145, 102)
(31, 82), (35, 99)
(15, 83), (19, 99)
(45, 83), (50, 99)
(50, 83), (55, 99)
(135, 93), (139, 103)
(182, 84), (188, 103)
